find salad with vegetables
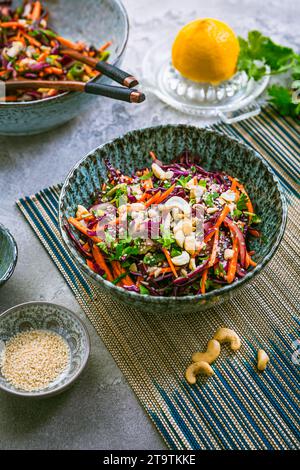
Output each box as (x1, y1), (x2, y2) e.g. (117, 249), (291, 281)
(65, 151), (261, 297)
(0, 1), (111, 101)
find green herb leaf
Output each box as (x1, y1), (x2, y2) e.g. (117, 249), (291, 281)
(203, 191), (219, 208)
(140, 171), (153, 180)
(143, 252), (165, 266)
(170, 247), (181, 258)
(177, 175), (192, 188)
(112, 272), (127, 285)
(268, 84), (300, 117)
(236, 193), (249, 211)
(139, 285), (149, 295)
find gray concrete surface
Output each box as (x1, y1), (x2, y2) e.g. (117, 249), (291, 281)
(0, 0), (299, 450)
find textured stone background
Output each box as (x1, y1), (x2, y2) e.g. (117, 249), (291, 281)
(0, 0), (299, 450)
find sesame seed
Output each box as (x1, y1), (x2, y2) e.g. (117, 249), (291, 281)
(0, 330), (70, 392)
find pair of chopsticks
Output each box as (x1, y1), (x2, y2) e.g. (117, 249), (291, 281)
(5, 49), (145, 104)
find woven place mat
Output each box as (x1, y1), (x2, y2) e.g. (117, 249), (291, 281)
(17, 107), (300, 450)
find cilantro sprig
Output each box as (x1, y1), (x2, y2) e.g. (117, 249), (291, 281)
(237, 30), (300, 118)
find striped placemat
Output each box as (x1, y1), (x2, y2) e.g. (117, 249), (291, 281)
(17, 107), (300, 450)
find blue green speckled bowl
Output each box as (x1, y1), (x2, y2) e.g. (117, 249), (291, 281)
(0, 302), (90, 397)
(0, 0), (129, 135)
(0, 223), (18, 287)
(59, 125), (287, 313)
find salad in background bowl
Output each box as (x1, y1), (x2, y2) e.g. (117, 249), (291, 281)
(0, 0), (129, 135)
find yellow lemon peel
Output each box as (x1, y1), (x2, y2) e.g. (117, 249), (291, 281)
(172, 18), (240, 85)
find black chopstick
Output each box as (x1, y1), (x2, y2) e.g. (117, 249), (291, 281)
(61, 48), (139, 88)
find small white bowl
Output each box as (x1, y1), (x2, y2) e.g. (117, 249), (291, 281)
(0, 302), (90, 397)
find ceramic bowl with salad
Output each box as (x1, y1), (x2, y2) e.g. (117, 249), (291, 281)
(59, 125), (287, 314)
(0, 0), (129, 135)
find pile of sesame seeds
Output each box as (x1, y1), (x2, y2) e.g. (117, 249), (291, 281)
(0, 329), (70, 392)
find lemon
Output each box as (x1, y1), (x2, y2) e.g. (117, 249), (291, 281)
(172, 18), (240, 85)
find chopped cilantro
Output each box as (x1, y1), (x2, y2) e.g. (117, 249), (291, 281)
(177, 175), (192, 187)
(140, 171), (153, 180)
(233, 208), (242, 219)
(143, 252), (165, 266)
(236, 193), (249, 211)
(112, 273), (127, 285)
(170, 247), (181, 257)
(244, 212), (262, 224)
(139, 285), (149, 295)
(203, 191), (219, 207)
(237, 30), (300, 118)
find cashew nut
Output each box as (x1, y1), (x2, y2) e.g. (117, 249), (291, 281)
(220, 190), (237, 203)
(224, 248), (234, 260)
(206, 206), (219, 214)
(192, 339), (221, 364)
(257, 349), (270, 371)
(185, 361), (214, 384)
(184, 234), (196, 255)
(213, 328), (241, 351)
(189, 257), (196, 271)
(190, 185), (206, 202)
(164, 196), (191, 216)
(171, 250), (190, 266)
(152, 162), (173, 181)
(174, 229), (185, 248)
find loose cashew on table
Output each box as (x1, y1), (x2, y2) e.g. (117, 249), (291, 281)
(213, 327), (241, 351)
(192, 339), (221, 364)
(185, 361), (214, 384)
(257, 349), (270, 371)
(185, 327), (270, 385)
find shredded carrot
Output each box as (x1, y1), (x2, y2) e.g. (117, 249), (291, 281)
(248, 228), (260, 237)
(149, 151), (157, 161)
(248, 257), (257, 267)
(111, 261), (134, 286)
(47, 89), (58, 97)
(0, 22), (24, 28)
(56, 36), (82, 50)
(37, 51), (48, 62)
(68, 217), (102, 244)
(86, 259), (98, 273)
(226, 237), (238, 283)
(144, 191), (162, 208)
(156, 184), (176, 204)
(213, 205), (230, 229)
(23, 32), (42, 47)
(2, 95), (18, 102)
(201, 269), (208, 294)
(92, 244), (113, 282)
(204, 229), (216, 244)
(99, 41), (112, 53)
(82, 242), (90, 252)
(162, 247), (178, 278)
(230, 178), (238, 191)
(44, 66), (63, 75)
(208, 229), (219, 267)
(137, 192), (150, 203)
(31, 1), (42, 21)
